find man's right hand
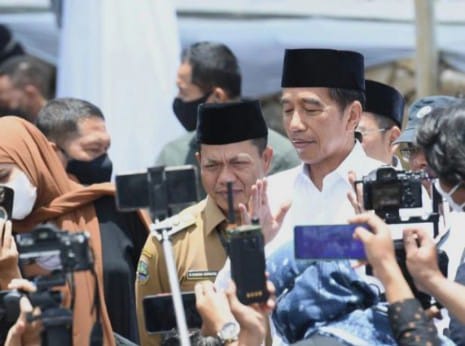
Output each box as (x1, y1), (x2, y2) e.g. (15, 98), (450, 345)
(238, 178), (291, 244)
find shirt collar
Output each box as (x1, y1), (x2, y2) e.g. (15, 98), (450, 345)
(298, 141), (375, 189)
(333, 141), (365, 179)
(202, 195), (227, 235)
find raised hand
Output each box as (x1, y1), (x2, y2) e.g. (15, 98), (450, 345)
(238, 178), (291, 244)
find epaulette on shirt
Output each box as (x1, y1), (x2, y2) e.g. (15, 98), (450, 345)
(150, 213), (196, 241)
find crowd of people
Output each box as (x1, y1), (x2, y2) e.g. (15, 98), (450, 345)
(1, 23), (465, 346)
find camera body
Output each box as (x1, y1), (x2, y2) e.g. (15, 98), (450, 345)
(0, 185), (14, 220)
(16, 224), (94, 285)
(1, 225), (93, 344)
(362, 167), (424, 217)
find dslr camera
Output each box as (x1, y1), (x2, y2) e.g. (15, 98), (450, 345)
(0, 224), (94, 345)
(359, 167), (425, 222)
(16, 224), (94, 283)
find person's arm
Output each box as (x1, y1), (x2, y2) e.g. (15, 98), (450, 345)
(404, 227), (465, 324)
(195, 281), (237, 340)
(0, 220), (21, 290)
(350, 213), (414, 303)
(226, 280), (276, 346)
(5, 279), (42, 346)
(388, 298), (440, 346)
(349, 213), (440, 346)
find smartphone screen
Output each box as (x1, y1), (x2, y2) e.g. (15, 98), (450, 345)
(294, 224), (368, 260)
(143, 292), (202, 334)
(115, 172), (149, 211)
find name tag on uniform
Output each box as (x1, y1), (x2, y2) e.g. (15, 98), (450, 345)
(186, 270), (218, 280)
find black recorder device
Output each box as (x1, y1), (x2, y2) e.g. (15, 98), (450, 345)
(0, 185), (14, 220)
(228, 225), (269, 305)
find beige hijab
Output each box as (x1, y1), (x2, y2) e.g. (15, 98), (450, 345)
(0, 116), (119, 345)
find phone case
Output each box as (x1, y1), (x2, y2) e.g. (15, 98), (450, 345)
(229, 226), (269, 305)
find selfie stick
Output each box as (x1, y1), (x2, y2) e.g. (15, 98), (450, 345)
(152, 221), (191, 346)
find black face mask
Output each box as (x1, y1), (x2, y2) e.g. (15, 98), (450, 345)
(66, 153), (113, 185)
(172, 93), (210, 131)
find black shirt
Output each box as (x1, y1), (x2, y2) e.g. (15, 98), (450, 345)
(94, 196), (148, 344)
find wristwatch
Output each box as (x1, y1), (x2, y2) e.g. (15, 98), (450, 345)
(217, 321), (240, 345)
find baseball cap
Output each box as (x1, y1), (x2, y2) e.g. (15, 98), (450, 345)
(394, 95), (459, 144)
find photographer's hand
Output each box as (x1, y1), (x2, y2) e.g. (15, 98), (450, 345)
(404, 228), (465, 325)
(226, 279), (276, 346)
(238, 178), (291, 244)
(5, 279), (42, 346)
(350, 213), (414, 303)
(0, 219), (21, 289)
(194, 281), (236, 337)
(403, 228), (442, 294)
(347, 171), (365, 214)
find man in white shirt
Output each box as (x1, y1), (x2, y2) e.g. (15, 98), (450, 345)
(266, 49), (384, 254)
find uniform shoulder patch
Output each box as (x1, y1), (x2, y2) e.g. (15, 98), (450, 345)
(136, 259), (149, 284)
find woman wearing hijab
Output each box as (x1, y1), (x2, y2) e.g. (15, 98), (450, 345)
(0, 116), (149, 345)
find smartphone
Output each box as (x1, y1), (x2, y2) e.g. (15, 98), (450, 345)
(294, 224), (368, 260)
(115, 171), (149, 211)
(229, 225), (269, 305)
(165, 165), (199, 215)
(0, 185), (14, 220)
(143, 292), (201, 334)
(115, 165), (199, 218)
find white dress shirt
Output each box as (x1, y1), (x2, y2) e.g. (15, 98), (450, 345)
(266, 141), (384, 255)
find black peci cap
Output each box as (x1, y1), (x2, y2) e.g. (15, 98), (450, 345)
(281, 48), (365, 91)
(364, 80), (405, 128)
(196, 100), (268, 145)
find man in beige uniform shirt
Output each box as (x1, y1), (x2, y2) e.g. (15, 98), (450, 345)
(136, 99), (273, 345)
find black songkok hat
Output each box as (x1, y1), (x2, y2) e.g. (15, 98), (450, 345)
(281, 48), (365, 91)
(197, 100), (268, 145)
(365, 80), (405, 127)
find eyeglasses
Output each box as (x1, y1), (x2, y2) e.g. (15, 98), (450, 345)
(400, 146), (421, 162)
(356, 128), (388, 138)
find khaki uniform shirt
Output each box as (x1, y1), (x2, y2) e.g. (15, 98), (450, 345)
(135, 197), (227, 346)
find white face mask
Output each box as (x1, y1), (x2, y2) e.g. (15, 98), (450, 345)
(3, 169), (37, 220)
(434, 179), (465, 212)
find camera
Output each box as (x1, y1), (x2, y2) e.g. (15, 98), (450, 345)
(1, 224), (94, 345)
(358, 167), (426, 222)
(362, 167), (424, 211)
(16, 224), (93, 285)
